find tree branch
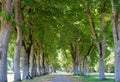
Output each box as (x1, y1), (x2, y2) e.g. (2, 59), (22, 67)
(86, 1), (98, 40)
(84, 44), (94, 59)
(70, 43), (75, 60)
(111, 0), (119, 41)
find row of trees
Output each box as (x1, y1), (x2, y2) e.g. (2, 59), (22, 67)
(0, 0), (59, 82)
(0, 0), (120, 82)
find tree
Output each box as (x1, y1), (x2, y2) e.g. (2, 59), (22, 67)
(111, 0), (120, 81)
(86, 0), (106, 80)
(14, 0), (22, 81)
(0, 0), (14, 82)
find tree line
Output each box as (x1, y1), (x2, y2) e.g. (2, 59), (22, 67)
(0, 0), (120, 82)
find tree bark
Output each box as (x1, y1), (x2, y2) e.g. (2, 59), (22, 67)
(32, 57), (37, 77)
(45, 62), (49, 74)
(37, 50), (41, 76)
(111, 0), (120, 81)
(42, 53), (46, 75)
(75, 40), (81, 75)
(14, 0), (22, 81)
(0, 0), (14, 82)
(73, 62), (79, 75)
(39, 53), (43, 75)
(22, 42), (29, 80)
(114, 41), (120, 82)
(83, 58), (87, 76)
(29, 44), (34, 77)
(99, 49), (106, 80)
(78, 55), (82, 75)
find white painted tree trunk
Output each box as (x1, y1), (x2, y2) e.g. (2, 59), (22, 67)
(0, 0), (14, 82)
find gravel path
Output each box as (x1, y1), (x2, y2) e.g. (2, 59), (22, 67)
(51, 74), (71, 82)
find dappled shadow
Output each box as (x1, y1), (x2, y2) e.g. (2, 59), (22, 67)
(20, 74), (55, 82)
(68, 73), (114, 82)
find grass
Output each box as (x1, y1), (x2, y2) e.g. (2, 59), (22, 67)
(7, 72), (55, 82)
(71, 73), (114, 82)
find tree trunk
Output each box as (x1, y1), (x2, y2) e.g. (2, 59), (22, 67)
(65, 64), (69, 73)
(0, 0), (14, 82)
(22, 43), (29, 80)
(99, 53), (105, 80)
(32, 58), (37, 77)
(76, 41), (81, 75)
(39, 54), (43, 75)
(14, 39), (21, 81)
(111, 0), (120, 81)
(98, 38), (106, 80)
(44, 60), (47, 74)
(70, 41), (80, 75)
(98, 44), (106, 80)
(29, 44), (34, 77)
(78, 55), (82, 75)
(114, 41), (120, 82)
(14, 0), (22, 81)
(45, 62), (49, 74)
(83, 58), (87, 76)
(29, 45), (36, 78)
(37, 51), (41, 76)
(115, 12), (120, 81)
(42, 53), (45, 75)
(83, 44), (94, 76)
(73, 62), (79, 75)
(98, 4), (106, 80)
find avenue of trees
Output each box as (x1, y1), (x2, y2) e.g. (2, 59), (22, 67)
(0, 0), (120, 82)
